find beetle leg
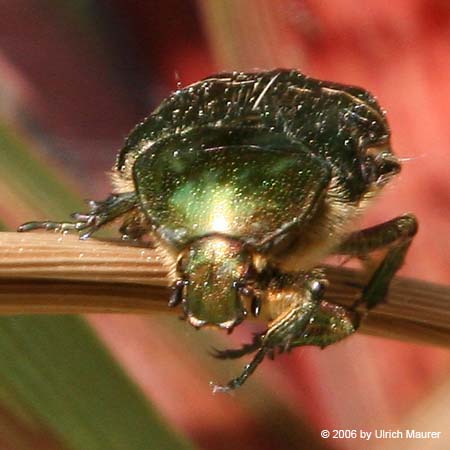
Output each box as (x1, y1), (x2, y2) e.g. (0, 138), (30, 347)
(288, 300), (359, 349)
(236, 285), (262, 317)
(336, 214), (418, 309)
(211, 275), (324, 392)
(210, 299), (357, 358)
(18, 192), (138, 239)
(168, 280), (187, 308)
(118, 212), (149, 241)
(210, 333), (262, 360)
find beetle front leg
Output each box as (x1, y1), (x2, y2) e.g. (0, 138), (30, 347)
(288, 300), (359, 348)
(212, 299), (360, 367)
(337, 214), (418, 309)
(211, 334), (262, 360)
(18, 192), (138, 239)
(211, 275), (325, 392)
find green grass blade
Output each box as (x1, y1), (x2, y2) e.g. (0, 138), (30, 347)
(0, 316), (193, 450)
(0, 119), (195, 450)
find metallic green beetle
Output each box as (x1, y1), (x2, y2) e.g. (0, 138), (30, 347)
(19, 69), (418, 392)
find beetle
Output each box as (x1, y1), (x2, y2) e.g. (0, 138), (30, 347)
(18, 69), (418, 392)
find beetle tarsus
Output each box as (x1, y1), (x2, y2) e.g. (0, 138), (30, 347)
(211, 348), (267, 392)
(17, 220), (87, 233)
(210, 334), (262, 360)
(17, 192), (138, 239)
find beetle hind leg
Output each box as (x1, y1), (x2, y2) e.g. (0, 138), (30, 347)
(18, 192), (139, 239)
(337, 214), (418, 309)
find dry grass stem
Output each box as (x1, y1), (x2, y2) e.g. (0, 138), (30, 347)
(0, 232), (449, 348)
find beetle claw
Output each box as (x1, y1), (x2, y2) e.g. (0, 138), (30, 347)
(237, 285), (261, 317)
(168, 280), (186, 307)
(210, 381), (233, 395)
(251, 295), (261, 317)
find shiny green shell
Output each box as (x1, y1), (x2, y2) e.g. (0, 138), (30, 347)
(133, 144), (329, 249)
(118, 69), (389, 247)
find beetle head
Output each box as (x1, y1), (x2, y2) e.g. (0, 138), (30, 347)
(172, 236), (256, 331)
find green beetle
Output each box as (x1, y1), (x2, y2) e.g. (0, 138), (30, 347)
(19, 69), (418, 392)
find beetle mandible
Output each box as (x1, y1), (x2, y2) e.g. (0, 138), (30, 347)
(19, 69), (418, 392)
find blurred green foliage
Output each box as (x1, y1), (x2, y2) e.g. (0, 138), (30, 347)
(0, 120), (195, 450)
